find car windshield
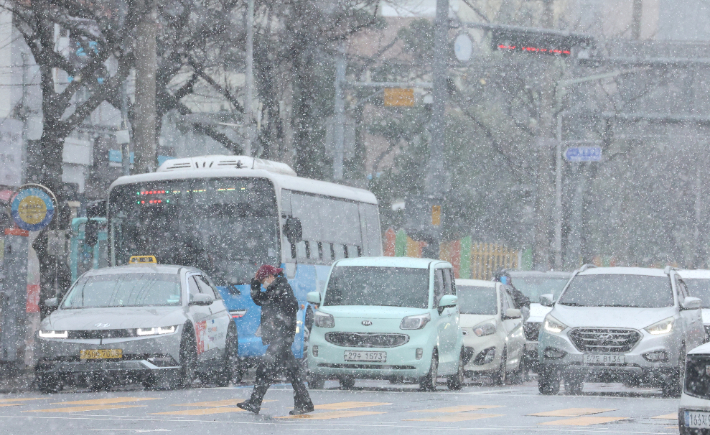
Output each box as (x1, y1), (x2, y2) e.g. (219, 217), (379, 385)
(512, 275), (569, 302)
(457, 286), (497, 315)
(109, 178), (279, 285)
(684, 279), (710, 308)
(62, 273), (182, 308)
(558, 274), (673, 308)
(323, 266), (429, 308)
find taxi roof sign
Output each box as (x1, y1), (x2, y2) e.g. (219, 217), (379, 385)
(129, 255), (157, 265)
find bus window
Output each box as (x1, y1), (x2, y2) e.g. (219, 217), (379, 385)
(346, 245), (360, 258)
(334, 244), (346, 260)
(363, 204), (382, 256)
(296, 241), (308, 260)
(323, 242), (333, 261)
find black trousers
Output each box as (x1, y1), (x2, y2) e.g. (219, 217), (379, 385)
(247, 340), (313, 409)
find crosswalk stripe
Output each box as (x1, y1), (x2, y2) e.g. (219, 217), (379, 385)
(652, 413), (677, 420)
(27, 405), (144, 413)
(405, 413), (504, 423)
(315, 402), (390, 410)
(530, 408), (616, 417)
(277, 411), (385, 420)
(414, 405), (501, 413)
(153, 407), (244, 416)
(53, 397), (158, 406)
(540, 416), (628, 426)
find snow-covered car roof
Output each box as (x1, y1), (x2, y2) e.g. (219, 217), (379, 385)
(678, 269), (710, 279)
(689, 341), (710, 355)
(332, 257), (450, 269)
(508, 270), (572, 278)
(81, 264), (198, 277)
(455, 279), (495, 288)
(577, 266), (667, 277)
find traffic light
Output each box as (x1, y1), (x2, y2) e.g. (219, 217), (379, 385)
(490, 27), (594, 57)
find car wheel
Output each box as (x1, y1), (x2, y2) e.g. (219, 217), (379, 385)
(447, 350), (465, 391)
(309, 373), (325, 389)
(215, 326), (238, 387)
(419, 350), (439, 391)
(37, 371), (60, 394)
(493, 348), (507, 385)
(339, 376), (355, 390)
(564, 375), (584, 395)
(175, 326), (198, 389)
(662, 344), (686, 398)
(538, 366), (561, 395)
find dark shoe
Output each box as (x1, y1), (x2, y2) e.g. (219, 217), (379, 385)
(289, 403), (315, 415)
(237, 401), (260, 414)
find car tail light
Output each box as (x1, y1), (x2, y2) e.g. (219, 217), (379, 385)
(230, 310), (247, 319)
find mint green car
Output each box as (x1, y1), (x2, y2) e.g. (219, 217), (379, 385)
(306, 257), (465, 391)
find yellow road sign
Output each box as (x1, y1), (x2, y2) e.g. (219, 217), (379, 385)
(384, 88), (415, 107)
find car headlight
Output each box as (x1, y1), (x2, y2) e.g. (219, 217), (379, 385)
(543, 316), (567, 334)
(136, 325), (178, 336)
(473, 322), (496, 337)
(38, 330), (68, 339)
(400, 313), (431, 330)
(314, 311), (335, 328)
(645, 317), (674, 335)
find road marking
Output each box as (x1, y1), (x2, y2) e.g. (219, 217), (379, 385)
(540, 416), (628, 426)
(404, 413), (504, 422)
(315, 401), (390, 410)
(172, 399), (275, 407)
(27, 404), (144, 413)
(53, 398), (158, 406)
(530, 408), (616, 417)
(414, 405), (501, 413)
(652, 413), (677, 420)
(153, 407), (244, 416)
(278, 411), (386, 420)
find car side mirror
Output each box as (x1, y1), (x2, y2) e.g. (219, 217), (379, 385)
(438, 295), (458, 308)
(540, 294), (554, 307)
(682, 296), (702, 311)
(307, 292), (321, 305)
(505, 308), (521, 319)
(190, 293), (214, 306)
(283, 216), (303, 245)
(44, 297), (59, 308)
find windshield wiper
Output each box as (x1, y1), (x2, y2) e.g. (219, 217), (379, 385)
(558, 302), (584, 306)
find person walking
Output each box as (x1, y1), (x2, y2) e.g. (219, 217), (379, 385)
(237, 264), (314, 415)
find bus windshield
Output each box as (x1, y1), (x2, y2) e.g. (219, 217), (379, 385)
(109, 177), (279, 285)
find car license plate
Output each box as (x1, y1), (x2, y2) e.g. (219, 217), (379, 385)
(344, 351), (386, 362)
(80, 349), (123, 360)
(583, 354), (624, 365)
(686, 411), (710, 428)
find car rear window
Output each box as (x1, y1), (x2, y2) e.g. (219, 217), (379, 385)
(457, 286), (497, 315)
(558, 274), (673, 308)
(63, 273), (181, 308)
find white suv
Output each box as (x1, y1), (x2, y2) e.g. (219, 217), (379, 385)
(537, 266), (704, 397)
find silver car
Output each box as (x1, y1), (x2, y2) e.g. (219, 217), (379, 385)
(36, 264), (237, 393)
(678, 269), (710, 342)
(537, 265), (704, 397)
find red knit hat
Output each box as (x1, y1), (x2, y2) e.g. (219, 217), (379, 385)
(256, 264), (283, 281)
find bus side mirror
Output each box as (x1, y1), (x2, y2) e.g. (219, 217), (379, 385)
(284, 217), (303, 245)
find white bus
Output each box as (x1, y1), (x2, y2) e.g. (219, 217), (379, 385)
(107, 155), (382, 369)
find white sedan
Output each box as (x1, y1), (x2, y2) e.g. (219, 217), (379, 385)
(456, 279), (526, 384)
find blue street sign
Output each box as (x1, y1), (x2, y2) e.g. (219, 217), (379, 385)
(564, 146), (602, 162)
(11, 187), (55, 231)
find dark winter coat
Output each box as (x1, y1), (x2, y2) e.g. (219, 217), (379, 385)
(251, 276), (299, 345)
(508, 286), (530, 309)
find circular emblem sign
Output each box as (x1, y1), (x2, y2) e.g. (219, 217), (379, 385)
(11, 187), (55, 231)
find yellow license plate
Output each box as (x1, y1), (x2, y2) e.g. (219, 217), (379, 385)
(80, 349), (123, 360)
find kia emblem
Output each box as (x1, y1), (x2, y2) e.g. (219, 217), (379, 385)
(362, 320), (372, 326)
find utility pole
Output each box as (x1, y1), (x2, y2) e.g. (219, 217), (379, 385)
(120, 79), (131, 176)
(333, 42), (346, 181)
(422, 0), (448, 259)
(133, 0), (157, 173)
(243, 0), (254, 156)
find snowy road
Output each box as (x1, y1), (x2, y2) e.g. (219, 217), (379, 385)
(0, 379), (679, 434)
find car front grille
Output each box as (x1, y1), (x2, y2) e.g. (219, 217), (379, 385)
(67, 329), (136, 339)
(569, 328), (641, 353)
(324, 332), (409, 348)
(686, 355), (710, 399)
(524, 322), (541, 341)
